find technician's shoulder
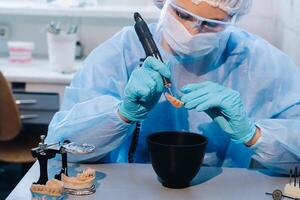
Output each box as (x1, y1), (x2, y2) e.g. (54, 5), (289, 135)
(229, 27), (298, 69)
(226, 27), (261, 54)
(228, 27), (300, 84)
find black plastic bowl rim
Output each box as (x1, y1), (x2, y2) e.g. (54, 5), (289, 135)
(147, 131), (208, 148)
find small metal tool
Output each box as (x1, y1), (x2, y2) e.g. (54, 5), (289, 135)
(48, 21), (61, 35)
(31, 135), (95, 185)
(265, 189), (298, 200)
(54, 22), (61, 34)
(266, 189), (283, 200)
(67, 24), (78, 34)
(62, 142), (95, 154)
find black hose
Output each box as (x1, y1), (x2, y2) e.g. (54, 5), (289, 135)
(128, 122), (141, 163)
(128, 12), (165, 163)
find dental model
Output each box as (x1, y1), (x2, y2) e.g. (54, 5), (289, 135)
(30, 179), (64, 197)
(165, 93), (184, 108)
(62, 168), (95, 190)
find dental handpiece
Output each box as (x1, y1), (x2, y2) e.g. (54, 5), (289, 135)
(128, 12), (182, 163)
(134, 12), (173, 96)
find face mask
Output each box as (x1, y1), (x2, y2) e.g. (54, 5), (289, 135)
(162, 10), (222, 57)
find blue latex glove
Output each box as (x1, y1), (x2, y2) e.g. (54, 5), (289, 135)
(181, 81), (256, 143)
(119, 57), (171, 122)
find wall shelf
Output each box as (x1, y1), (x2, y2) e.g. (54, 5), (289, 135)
(0, 2), (160, 19)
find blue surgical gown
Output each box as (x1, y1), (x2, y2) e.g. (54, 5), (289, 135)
(46, 24), (300, 174)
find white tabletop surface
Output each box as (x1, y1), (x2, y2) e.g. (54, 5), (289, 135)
(7, 160), (288, 200)
(0, 58), (81, 84)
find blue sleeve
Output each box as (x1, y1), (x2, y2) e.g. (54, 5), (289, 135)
(248, 38), (300, 174)
(45, 27), (139, 162)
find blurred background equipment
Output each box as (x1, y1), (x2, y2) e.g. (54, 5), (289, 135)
(0, 71), (40, 199)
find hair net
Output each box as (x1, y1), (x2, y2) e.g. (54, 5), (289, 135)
(153, 0), (252, 17)
(191, 0), (252, 16)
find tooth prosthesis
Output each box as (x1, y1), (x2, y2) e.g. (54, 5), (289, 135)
(62, 168), (96, 190)
(30, 179), (64, 197)
(165, 93), (184, 108)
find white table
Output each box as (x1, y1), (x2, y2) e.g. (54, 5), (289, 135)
(7, 160), (288, 200)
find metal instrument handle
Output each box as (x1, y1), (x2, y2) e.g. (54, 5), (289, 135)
(15, 99), (37, 105)
(20, 114), (39, 120)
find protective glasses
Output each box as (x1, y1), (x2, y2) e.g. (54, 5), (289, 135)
(169, 3), (236, 33)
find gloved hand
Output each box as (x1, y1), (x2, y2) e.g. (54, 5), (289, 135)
(181, 81), (256, 143)
(119, 56), (171, 122)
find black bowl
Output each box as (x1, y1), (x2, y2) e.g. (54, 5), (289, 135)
(147, 131), (208, 189)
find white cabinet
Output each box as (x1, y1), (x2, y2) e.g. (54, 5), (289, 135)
(0, 58), (81, 128)
(0, 58), (81, 106)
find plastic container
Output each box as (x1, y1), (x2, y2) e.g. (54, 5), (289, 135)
(7, 41), (34, 63)
(147, 131), (208, 189)
(47, 32), (77, 73)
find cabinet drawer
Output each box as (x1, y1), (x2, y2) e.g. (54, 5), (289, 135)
(19, 110), (57, 125)
(14, 92), (59, 110)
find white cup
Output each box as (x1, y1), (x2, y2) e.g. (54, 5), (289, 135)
(47, 32), (77, 73)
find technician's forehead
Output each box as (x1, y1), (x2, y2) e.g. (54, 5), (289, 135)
(173, 0), (229, 19)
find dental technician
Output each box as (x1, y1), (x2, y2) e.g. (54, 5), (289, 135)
(46, 0), (300, 174)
